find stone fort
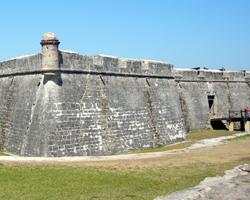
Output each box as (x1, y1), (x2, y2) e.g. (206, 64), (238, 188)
(0, 32), (249, 157)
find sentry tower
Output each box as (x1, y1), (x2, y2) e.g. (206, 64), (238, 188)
(40, 32), (60, 75)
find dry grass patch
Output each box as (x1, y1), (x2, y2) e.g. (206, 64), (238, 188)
(130, 130), (239, 154)
(0, 152), (7, 156)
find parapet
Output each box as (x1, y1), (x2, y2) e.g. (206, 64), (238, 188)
(174, 67), (250, 82)
(0, 52), (174, 78)
(0, 32), (249, 81)
(0, 54), (41, 76)
(59, 51), (174, 77)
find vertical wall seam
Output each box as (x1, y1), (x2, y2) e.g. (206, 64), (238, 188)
(226, 82), (232, 108)
(145, 79), (160, 147)
(99, 77), (113, 154)
(20, 75), (43, 155)
(0, 77), (15, 151)
(177, 82), (189, 132)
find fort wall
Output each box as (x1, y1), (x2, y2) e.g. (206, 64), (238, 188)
(0, 52), (186, 156)
(0, 33), (249, 156)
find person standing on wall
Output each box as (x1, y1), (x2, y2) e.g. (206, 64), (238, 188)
(244, 106), (250, 118)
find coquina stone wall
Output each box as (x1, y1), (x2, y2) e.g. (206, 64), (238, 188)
(0, 34), (249, 157)
(0, 52), (187, 156)
(174, 69), (250, 131)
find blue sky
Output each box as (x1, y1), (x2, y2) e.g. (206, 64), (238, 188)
(0, 0), (250, 70)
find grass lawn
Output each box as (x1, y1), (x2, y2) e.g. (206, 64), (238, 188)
(130, 130), (239, 154)
(0, 162), (238, 200)
(0, 130), (249, 200)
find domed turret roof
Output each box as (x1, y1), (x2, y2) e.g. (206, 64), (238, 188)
(42, 32), (58, 41)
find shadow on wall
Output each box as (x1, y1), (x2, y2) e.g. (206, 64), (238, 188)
(43, 73), (63, 86)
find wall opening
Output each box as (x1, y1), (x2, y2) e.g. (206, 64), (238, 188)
(210, 120), (227, 130)
(208, 95), (215, 113)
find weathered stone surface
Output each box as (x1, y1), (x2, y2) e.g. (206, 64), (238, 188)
(0, 52), (187, 156)
(155, 164), (250, 200)
(0, 37), (249, 156)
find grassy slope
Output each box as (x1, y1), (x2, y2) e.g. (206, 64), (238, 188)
(0, 130), (249, 200)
